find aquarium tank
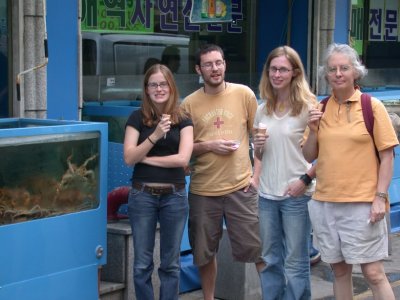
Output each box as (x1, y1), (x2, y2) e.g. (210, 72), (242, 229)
(0, 120), (102, 225)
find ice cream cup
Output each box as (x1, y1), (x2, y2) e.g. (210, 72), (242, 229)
(162, 114), (171, 138)
(258, 122), (267, 135)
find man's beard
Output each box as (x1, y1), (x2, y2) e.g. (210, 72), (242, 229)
(203, 73), (225, 87)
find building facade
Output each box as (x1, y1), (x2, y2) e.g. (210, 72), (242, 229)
(3, 1), (399, 120)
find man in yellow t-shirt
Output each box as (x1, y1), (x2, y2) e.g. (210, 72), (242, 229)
(181, 44), (263, 300)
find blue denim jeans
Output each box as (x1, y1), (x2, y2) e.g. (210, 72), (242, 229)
(259, 195), (311, 300)
(127, 187), (188, 300)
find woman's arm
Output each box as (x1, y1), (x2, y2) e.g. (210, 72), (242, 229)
(302, 107), (322, 162)
(192, 139), (240, 156)
(123, 116), (171, 166)
(250, 154), (261, 189)
(123, 126), (155, 166)
(142, 125), (194, 168)
(370, 147), (395, 223)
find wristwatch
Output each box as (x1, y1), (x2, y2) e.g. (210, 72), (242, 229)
(375, 192), (388, 201)
(299, 173), (312, 186)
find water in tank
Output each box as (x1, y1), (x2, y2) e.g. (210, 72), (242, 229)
(0, 132), (100, 225)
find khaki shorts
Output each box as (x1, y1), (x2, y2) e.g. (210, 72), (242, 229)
(188, 186), (262, 266)
(308, 200), (388, 264)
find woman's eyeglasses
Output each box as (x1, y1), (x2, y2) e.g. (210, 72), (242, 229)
(268, 67), (292, 74)
(327, 65), (352, 75)
(147, 81), (169, 90)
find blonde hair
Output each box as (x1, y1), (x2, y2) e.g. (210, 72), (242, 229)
(259, 46), (317, 116)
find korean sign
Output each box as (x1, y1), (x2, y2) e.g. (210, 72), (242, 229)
(351, 0), (365, 54)
(81, 0), (242, 34)
(369, 0), (399, 41)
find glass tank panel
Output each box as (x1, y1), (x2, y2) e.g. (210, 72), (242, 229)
(83, 115), (126, 143)
(0, 132), (100, 225)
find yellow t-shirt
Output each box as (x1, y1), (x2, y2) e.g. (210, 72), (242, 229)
(314, 89), (398, 203)
(181, 83), (258, 196)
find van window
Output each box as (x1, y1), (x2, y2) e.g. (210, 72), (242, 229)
(82, 33), (194, 101)
(82, 39), (97, 76)
(113, 42), (188, 75)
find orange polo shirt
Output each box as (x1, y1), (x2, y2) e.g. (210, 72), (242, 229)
(313, 89), (398, 203)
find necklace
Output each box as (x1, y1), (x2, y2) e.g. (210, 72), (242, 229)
(277, 102), (287, 112)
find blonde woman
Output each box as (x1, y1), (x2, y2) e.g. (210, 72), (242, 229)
(253, 46), (317, 300)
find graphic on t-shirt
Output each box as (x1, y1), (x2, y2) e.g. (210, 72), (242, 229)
(201, 108), (245, 144)
(213, 116), (224, 128)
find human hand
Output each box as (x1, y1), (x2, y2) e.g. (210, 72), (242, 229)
(369, 197), (386, 224)
(284, 179), (306, 197)
(253, 130), (268, 154)
(244, 177), (258, 192)
(153, 115), (172, 140)
(308, 107), (323, 133)
(210, 139), (240, 155)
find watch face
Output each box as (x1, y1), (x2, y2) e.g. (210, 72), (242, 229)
(376, 192), (388, 200)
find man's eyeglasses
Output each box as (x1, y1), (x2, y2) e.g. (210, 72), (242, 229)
(268, 67), (292, 74)
(327, 65), (352, 75)
(147, 81), (169, 90)
(200, 60), (225, 70)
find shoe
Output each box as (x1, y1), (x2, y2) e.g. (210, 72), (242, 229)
(310, 252), (321, 266)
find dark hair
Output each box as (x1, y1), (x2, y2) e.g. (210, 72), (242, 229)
(195, 44), (224, 66)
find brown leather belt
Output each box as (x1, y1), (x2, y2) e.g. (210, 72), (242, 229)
(133, 182), (185, 195)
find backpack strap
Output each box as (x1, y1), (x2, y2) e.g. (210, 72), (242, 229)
(360, 93), (394, 161)
(361, 93), (373, 137)
(320, 93), (392, 161)
(320, 96), (330, 112)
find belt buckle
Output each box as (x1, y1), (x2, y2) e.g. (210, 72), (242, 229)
(151, 186), (173, 195)
(151, 189), (161, 195)
(150, 187), (164, 195)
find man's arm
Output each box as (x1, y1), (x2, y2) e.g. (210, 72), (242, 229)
(192, 139), (239, 156)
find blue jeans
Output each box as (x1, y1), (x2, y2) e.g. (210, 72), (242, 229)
(259, 195), (311, 300)
(127, 187), (188, 300)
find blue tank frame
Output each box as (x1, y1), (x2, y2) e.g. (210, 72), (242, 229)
(0, 118), (108, 300)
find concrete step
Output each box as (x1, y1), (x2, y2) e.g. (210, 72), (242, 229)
(99, 281), (125, 300)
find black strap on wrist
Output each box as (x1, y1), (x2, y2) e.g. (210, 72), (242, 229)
(147, 136), (156, 145)
(299, 173), (312, 186)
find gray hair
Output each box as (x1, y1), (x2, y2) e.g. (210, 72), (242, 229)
(319, 43), (368, 83)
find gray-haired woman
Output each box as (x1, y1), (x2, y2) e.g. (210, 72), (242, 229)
(303, 43), (397, 300)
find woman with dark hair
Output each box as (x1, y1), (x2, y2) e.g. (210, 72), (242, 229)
(253, 45), (317, 300)
(124, 64), (193, 300)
